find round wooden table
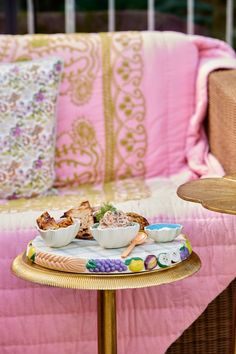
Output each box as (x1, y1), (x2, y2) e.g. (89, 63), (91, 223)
(177, 174), (236, 354)
(12, 251), (201, 354)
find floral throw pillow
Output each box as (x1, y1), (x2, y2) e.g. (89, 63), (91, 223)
(0, 57), (63, 199)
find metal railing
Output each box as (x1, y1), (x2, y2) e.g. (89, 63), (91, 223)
(226, 0), (234, 45)
(10, 0), (235, 47)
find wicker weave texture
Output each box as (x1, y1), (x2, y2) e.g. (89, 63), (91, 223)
(208, 69), (236, 174)
(164, 69), (236, 353)
(167, 278), (236, 354)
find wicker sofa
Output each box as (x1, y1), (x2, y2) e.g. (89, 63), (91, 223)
(168, 69), (236, 354)
(0, 33), (236, 354)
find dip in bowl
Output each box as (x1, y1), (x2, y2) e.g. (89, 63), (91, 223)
(144, 223), (183, 243)
(90, 222), (140, 248)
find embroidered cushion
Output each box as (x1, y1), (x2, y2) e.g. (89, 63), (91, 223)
(0, 57), (63, 199)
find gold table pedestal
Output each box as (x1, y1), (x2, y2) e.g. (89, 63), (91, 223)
(12, 252), (201, 354)
(98, 290), (117, 354)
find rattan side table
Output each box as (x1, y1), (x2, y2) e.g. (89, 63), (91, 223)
(177, 174), (236, 354)
(12, 251), (200, 354)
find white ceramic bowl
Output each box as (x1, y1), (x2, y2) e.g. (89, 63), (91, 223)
(144, 223), (183, 243)
(90, 222), (140, 249)
(37, 219), (80, 248)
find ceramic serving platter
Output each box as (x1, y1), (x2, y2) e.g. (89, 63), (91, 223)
(26, 234), (192, 275)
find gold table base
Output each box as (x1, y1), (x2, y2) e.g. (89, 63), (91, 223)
(12, 252), (201, 354)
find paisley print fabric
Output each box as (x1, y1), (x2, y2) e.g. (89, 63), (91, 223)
(0, 57), (63, 199)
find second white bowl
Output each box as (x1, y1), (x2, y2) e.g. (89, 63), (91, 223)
(90, 222), (140, 249)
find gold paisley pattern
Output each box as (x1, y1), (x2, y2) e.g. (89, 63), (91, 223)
(0, 178), (150, 213)
(71, 75), (93, 105)
(21, 34), (100, 106)
(0, 34), (99, 106)
(55, 117), (104, 187)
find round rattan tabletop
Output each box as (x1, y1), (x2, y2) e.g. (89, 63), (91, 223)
(12, 252), (201, 290)
(177, 175), (236, 215)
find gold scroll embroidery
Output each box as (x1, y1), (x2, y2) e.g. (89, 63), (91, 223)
(111, 32), (147, 179)
(100, 33), (116, 183)
(100, 32), (147, 183)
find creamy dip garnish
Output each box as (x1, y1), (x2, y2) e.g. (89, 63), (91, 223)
(99, 210), (132, 229)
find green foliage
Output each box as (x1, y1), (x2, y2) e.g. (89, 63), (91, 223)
(95, 203), (117, 222)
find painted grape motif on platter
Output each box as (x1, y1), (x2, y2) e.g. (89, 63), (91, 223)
(86, 259), (128, 273)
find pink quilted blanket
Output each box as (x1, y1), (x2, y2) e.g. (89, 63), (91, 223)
(1, 31), (236, 353)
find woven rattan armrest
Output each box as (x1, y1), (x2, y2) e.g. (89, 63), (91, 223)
(167, 70), (236, 354)
(208, 69), (236, 174)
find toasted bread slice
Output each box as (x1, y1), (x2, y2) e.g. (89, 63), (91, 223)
(36, 211), (59, 230)
(57, 216), (74, 228)
(63, 201), (95, 239)
(126, 212), (149, 230)
(77, 229), (94, 240)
